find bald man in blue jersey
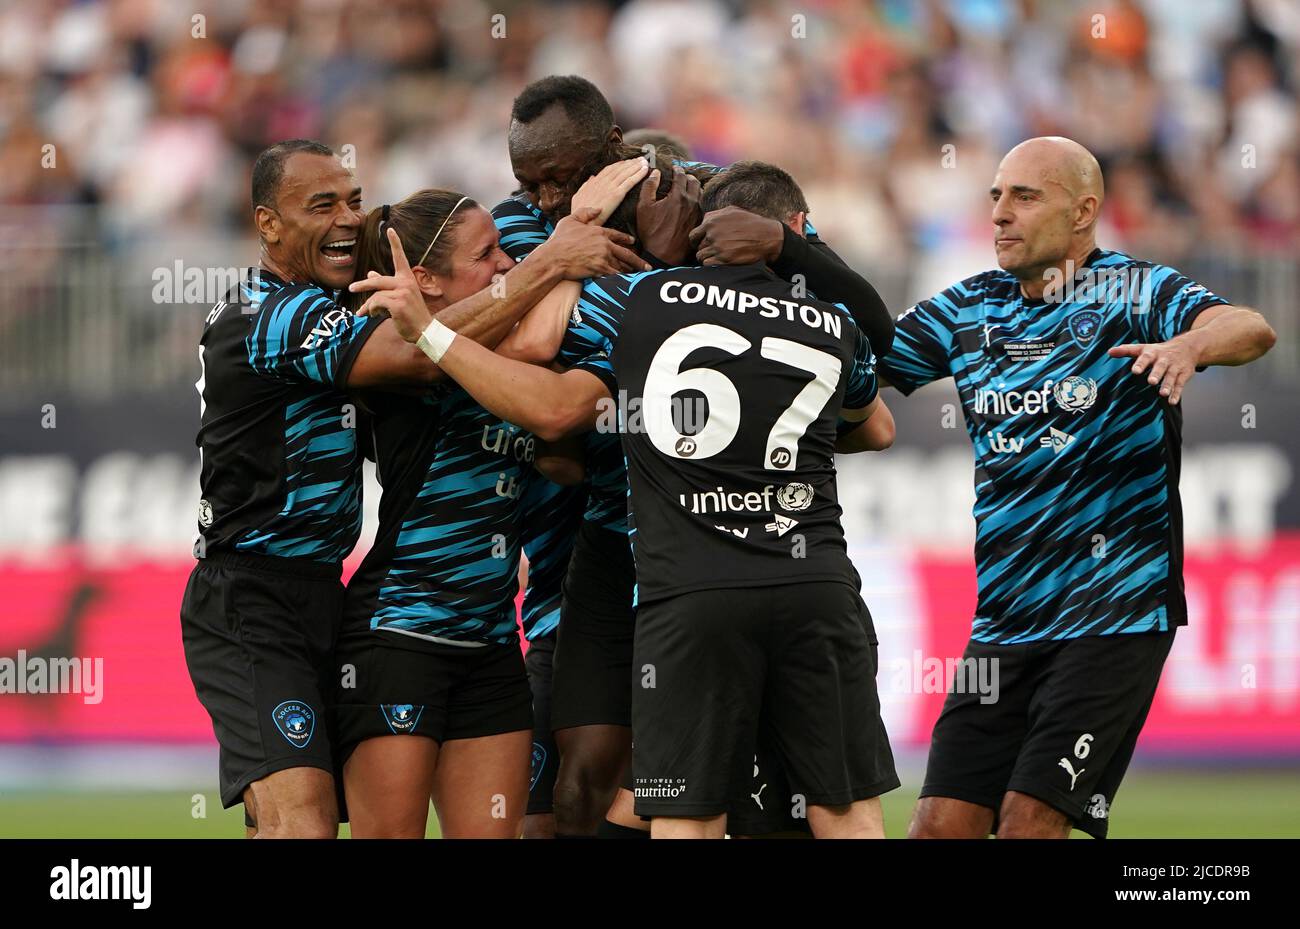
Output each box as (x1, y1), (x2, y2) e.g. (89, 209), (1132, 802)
(877, 137), (1276, 839)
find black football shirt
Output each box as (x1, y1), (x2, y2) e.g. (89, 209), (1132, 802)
(562, 263), (878, 605)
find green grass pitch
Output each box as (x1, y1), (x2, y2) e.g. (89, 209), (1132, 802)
(1, 770), (1295, 838)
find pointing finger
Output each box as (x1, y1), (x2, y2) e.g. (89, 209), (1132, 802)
(387, 226), (412, 276)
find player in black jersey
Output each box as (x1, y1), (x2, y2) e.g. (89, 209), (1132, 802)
(180, 139), (645, 838)
(499, 77), (896, 838)
(363, 162), (900, 838)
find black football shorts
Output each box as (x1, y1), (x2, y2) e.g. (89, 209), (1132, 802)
(550, 520), (637, 730)
(919, 628), (1176, 838)
(179, 551), (344, 811)
(524, 631), (558, 815)
(631, 581), (899, 821)
(332, 626), (533, 761)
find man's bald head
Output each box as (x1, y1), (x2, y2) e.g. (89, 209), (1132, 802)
(1001, 136), (1104, 208)
(990, 137), (1106, 289)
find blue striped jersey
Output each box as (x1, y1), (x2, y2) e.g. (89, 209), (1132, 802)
(490, 193), (586, 631)
(551, 272), (661, 536)
(877, 248), (1227, 644)
(492, 192), (554, 263)
(518, 473), (583, 639)
(195, 269), (378, 564)
(351, 386), (539, 646)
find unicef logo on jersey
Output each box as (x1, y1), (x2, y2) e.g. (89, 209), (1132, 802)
(381, 703), (423, 735)
(272, 700), (316, 749)
(776, 482), (814, 511)
(1052, 376), (1098, 413)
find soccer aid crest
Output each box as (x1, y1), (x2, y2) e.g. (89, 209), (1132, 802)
(272, 701), (316, 748)
(530, 742), (547, 791)
(1052, 376), (1098, 413)
(382, 703), (423, 734)
(777, 482), (814, 511)
(1068, 310), (1102, 347)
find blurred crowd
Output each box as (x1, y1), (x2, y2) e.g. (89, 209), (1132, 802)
(2, 0), (1299, 281)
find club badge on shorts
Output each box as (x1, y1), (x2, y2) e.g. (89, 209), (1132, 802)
(530, 742), (548, 791)
(381, 703), (424, 734)
(272, 700), (316, 748)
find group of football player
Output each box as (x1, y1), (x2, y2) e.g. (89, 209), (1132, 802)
(181, 74), (1275, 839)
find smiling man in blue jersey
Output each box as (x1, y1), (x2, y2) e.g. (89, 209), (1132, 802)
(875, 137), (1276, 839)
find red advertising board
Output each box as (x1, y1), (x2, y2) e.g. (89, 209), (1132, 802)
(2, 538), (1297, 752)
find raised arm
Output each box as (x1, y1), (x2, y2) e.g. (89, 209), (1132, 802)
(346, 211), (647, 387)
(494, 280), (581, 364)
(689, 206), (895, 355)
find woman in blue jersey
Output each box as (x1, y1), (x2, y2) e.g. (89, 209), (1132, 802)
(334, 162), (647, 838)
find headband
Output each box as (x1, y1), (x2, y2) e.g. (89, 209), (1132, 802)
(416, 196), (471, 269)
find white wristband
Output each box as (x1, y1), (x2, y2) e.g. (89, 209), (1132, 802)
(416, 318), (457, 363)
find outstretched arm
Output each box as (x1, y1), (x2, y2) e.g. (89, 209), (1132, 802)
(1108, 304), (1276, 404)
(433, 333), (610, 441)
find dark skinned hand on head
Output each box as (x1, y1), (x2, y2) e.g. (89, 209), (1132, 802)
(635, 165), (702, 266)
(688, 205), (785, 266)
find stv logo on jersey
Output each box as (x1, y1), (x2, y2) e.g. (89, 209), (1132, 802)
(272, 700), (316, 748)
(1067, 310), (1102, 347)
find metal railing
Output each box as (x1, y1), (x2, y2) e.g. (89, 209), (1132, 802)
(0, 207), (1295, 408)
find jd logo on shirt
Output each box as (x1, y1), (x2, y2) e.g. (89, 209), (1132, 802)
(272, 700), (316, 748)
